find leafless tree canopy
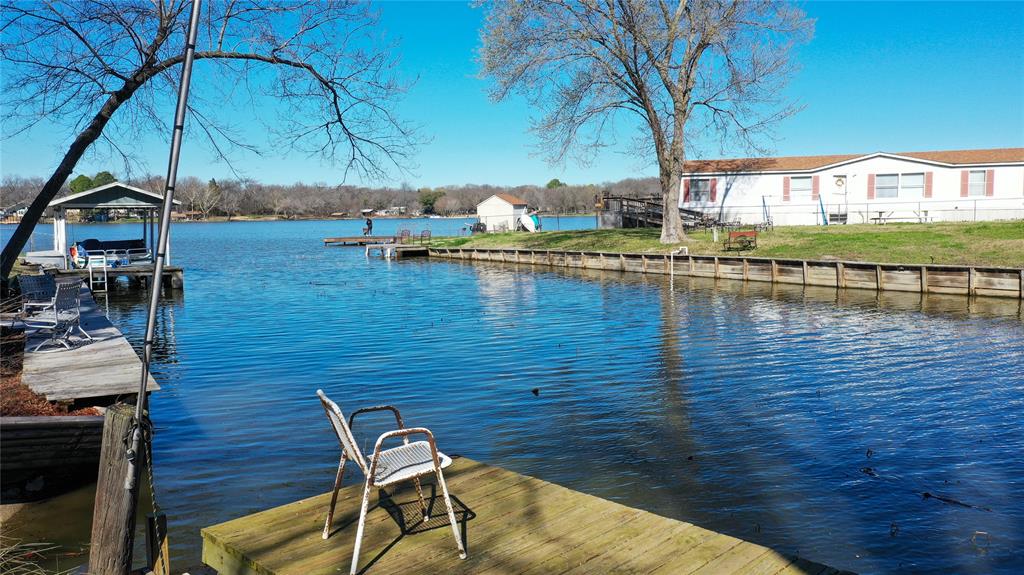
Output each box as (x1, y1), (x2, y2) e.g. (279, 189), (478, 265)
(2, 0), (416, 177)
(1, 0), (419, 280)
(478, 0), (813, 242)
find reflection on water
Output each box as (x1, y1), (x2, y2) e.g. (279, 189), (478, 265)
(4, 219), (1022, 575)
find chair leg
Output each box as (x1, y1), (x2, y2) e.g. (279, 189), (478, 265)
(322, 453), (347, 539)
(349, 477), (374, 575)
(76, 324), (93, 341)
(435, 468), (467, 560)
(412, 477), (428, 523)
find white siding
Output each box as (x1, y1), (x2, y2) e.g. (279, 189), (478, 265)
(477, 196), (527, 232)
(682, 155), (1024, 226)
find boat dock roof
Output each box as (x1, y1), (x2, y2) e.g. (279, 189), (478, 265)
(201, 457), (848, 575)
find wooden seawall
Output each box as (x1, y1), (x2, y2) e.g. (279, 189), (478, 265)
(202, 457), (849, 575)
(429, 247), (1024, 299)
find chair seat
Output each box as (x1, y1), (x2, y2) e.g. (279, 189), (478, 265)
(372, 440), (451, 486)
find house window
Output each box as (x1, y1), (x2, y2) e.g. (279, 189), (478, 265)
(876, 174), (898, 198)
(689, 179), (711, 202)
(968, 170), (987, 196)
(790, 176), (812, 200)
(900, 173), (924, 197)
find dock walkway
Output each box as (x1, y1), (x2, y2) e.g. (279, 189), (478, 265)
(202, 457), (847, 575)
(22, 287), (159, 403)
(324, 236), (397, 246)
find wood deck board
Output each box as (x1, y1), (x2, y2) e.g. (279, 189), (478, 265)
(21, 288), (158, 402)
(202, 458), (848, 575)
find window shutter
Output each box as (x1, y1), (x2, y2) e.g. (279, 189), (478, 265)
(924, 172), (933, 198)
(710, 178), (718, 203)
(783, 177), (790, 202)
(985, 169), (995, 196)
(960, 170), (969, 197)
(867, 174), (875, 200)
(683, 179), (690, 202)
(812, 176), (820, 201)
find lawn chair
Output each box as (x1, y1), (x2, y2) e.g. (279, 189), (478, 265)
(419, 230), (432, 245)
(316, 390), (466, 574)
(23, 280), (92, 351)
(17, 274), (57, 316)
(397, 229), (412, 244)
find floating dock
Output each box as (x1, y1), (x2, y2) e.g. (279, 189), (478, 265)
(202, 457), (847, 575)
(22, 286), (160, 404)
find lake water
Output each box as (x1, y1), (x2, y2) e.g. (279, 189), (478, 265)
(4, 218), (1024, 574)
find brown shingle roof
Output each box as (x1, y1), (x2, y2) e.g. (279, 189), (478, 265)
(494, 193), (528, 205)
(683, 148), (1024, 174)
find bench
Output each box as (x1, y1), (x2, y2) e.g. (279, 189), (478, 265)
(724, 230), (757, 251)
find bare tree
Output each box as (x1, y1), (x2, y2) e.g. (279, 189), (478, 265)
(1, 0), (418, 281)
(479, 0), (812, 243)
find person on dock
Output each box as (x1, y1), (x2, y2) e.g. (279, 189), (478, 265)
(364, 217), (373, 236)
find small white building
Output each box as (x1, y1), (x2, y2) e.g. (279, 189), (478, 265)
(477, 194), (528, 232)
(680, 148), (1024, 225)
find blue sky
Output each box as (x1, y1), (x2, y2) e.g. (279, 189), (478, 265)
(2, 1), (1022, 188)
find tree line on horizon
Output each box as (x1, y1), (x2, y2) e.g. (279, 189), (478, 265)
(1, 173), (661, 219)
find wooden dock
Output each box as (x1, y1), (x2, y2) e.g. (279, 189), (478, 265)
(324, 236), (398, 246)
(202, 457), (847, 575)
(364, 243), (428, 260)
(22, 287), (159, 403)
(55, 264), (185, 290)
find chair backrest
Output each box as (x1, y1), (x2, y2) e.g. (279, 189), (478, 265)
(316, 390), (368, 475)
(54, 281), (82, 315)
(18, 274), (56, 302)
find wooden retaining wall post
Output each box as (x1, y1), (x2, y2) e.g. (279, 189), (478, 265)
(714, 257), (720, 279)
(876, 265), (884, 291)
(836, 262), (845, 289)
(771, 260), (778, 282)
(89, 403), (139, 575)
(802, 261), (809, 286)
(921, 266), (929, 293)
(968, 267), (976, 295)
(742, 259), (749, 281)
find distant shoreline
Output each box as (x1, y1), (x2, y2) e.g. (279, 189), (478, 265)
(10, 213), (597, 225)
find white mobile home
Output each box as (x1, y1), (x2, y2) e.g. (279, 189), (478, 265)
(680, 148), (1024, 225)
(477, 194), (528, 232)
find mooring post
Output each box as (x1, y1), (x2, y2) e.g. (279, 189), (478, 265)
(88, 403), (137, 574)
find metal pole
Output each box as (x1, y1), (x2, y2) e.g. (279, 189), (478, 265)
(121, 0), (202, 570)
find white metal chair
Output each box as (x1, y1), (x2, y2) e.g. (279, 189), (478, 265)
(316, 389), (466, 574)
(22, 281), (93, 351)
(17, 274), (57, 316)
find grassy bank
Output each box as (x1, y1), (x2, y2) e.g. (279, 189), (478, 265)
(432, 221), (1024, 268)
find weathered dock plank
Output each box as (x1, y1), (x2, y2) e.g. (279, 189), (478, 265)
(21, 287), (159, 402)
(201, 457), (848, 575)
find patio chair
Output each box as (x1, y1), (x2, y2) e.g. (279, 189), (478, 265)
(316, 390), (466, 574)
(17, 274), (57, 316)
(419, 230), (432, 245)
(23, 280), (92, 351)
(397, 229), (412, 244)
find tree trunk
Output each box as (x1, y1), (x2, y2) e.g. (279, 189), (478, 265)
(659, 110), (687, 244)
(1, 81), (142, 284)
(660, 170), (685, 243)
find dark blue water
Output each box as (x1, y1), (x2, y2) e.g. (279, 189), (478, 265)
(6, 218), (1024, 574)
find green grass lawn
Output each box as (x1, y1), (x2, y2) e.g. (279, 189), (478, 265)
(432, 220), (1024, 268)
